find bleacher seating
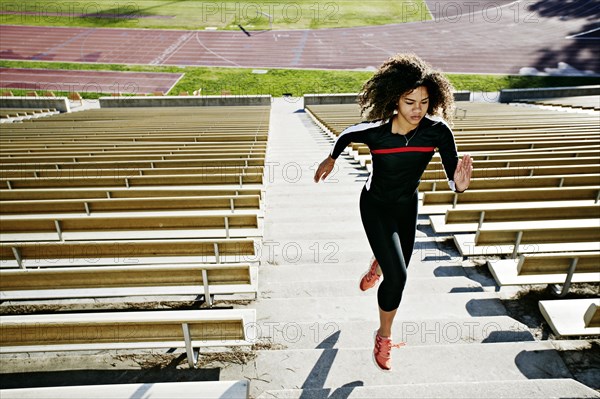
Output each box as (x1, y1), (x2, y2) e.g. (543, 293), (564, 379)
(0, 309), (256, 367)
(0, 108), (58, 122)
(0, 263), (256, 303)
(0, 105), (269, 372)
(488, 252), (600, 295)
(516, 96), (600, 111)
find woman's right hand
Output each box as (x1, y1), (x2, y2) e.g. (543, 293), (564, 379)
(314, 156), (336, 183)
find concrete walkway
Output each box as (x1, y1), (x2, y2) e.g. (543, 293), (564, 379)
(221, 98), (600, 398)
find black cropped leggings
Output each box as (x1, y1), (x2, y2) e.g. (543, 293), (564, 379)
(359, 187), (418, 312)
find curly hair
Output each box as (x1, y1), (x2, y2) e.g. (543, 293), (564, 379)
(358, 53), (455, 124)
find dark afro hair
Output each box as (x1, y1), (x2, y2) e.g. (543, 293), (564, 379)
(358, 53), (455, 124)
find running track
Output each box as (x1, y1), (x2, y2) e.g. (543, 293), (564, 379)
(0, 68), (182, 94)
(0, 0), (598, 74)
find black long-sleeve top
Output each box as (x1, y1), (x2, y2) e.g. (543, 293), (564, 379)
(330, 114), (460, 204)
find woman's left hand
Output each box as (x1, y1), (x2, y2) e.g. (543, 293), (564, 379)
(454, 154), (473, 192)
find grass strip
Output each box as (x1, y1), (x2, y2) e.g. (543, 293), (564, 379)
(2, 60), (599, 99)
(0, 0), (431, 30)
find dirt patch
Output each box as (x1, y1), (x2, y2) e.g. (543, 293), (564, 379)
(252, 338), (286, 351)
(198, 347), (257, 368)
(215, 299), (254, 307)
(115, 352), (187, 369)
(0, 296), (258, 315)
(0, 300), (204, 315)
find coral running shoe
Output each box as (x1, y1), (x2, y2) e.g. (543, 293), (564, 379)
(359, 256), (381, 291)
(373, 331), (406, 371)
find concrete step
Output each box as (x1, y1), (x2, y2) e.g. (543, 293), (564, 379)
(265, 168), (363, 182)
(0, 381), (248, 399)
(258, 258), (473, 284)
(259, 276), (486, 298)
(262, 209), (362, 223)
(250, 316), (533, 349)
(216, 341), (575, 398)
(263, 189), (363, 204)
(257, 379), (600, 399)
(256, 245), (463, 273)
(264, 176), (366, 188)
(261, 225), (444, 245)
(244, 292), (506, 323)
(264, 222), (365, 240)
(256, 240), (373, 266)
(264, 201), (362, 216)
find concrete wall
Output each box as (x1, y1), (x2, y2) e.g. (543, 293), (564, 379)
(0, 97), (70, 112)
(304, 91), (471, 105)
(453, 91), (471, 101)
(499, 85), (600, 103)
(99, 95), (272, 108)
(304, 93), (359, 105)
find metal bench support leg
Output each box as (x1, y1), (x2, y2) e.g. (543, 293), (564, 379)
(214, 243), (220, 264)
(551, 258), (578, 298)
(511, 231), (523, 259)
(182, 323), (199, 368)
(202, 269), (213, 307)
(12, 247), (23, 269)
(55, 220), (63, 242)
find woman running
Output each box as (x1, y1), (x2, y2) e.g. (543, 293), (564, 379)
(313, 53), (473, 371)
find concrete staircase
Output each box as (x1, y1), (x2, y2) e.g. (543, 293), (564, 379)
(224, 98), (599, 399)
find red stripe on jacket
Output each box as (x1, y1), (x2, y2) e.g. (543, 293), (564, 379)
(371, 146), (436, 154)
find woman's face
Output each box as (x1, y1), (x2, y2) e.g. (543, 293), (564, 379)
(397, 86), (429, 128)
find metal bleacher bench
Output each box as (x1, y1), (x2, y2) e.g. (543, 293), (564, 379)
(0, 308), (256, 368)
(419, 173), (600, 192)
(487, 252), (600, 296)
(0, 172), (263, 189)
(0, 262), (257, 306)
(0, 194), (262, 215)
(0, 187), (264, 202)
(0, 165), (265, 180)
(539, 299), (600, 337)
(421, 186), (600, 214)
(454, 218), (600, 257)
(0, 213), (261, 241)
(0, 238), (257, 268)
(430, 203), (600, 233)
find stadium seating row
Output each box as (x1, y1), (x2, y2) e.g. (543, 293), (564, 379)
(0, 105), (270, 374)
(515, 96), (600, 111)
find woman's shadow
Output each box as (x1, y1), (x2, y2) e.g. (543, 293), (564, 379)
(299, 330), (364, 399)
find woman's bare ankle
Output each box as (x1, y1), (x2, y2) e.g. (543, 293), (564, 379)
(377, 328), (392, 338)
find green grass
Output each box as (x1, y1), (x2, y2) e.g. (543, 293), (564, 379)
(0, 0), (431, 30)
(2, 60), (599, 99)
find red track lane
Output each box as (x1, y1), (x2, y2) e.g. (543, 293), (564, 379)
(0, 68), (183, 94)
(0, 1), (598, 74)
